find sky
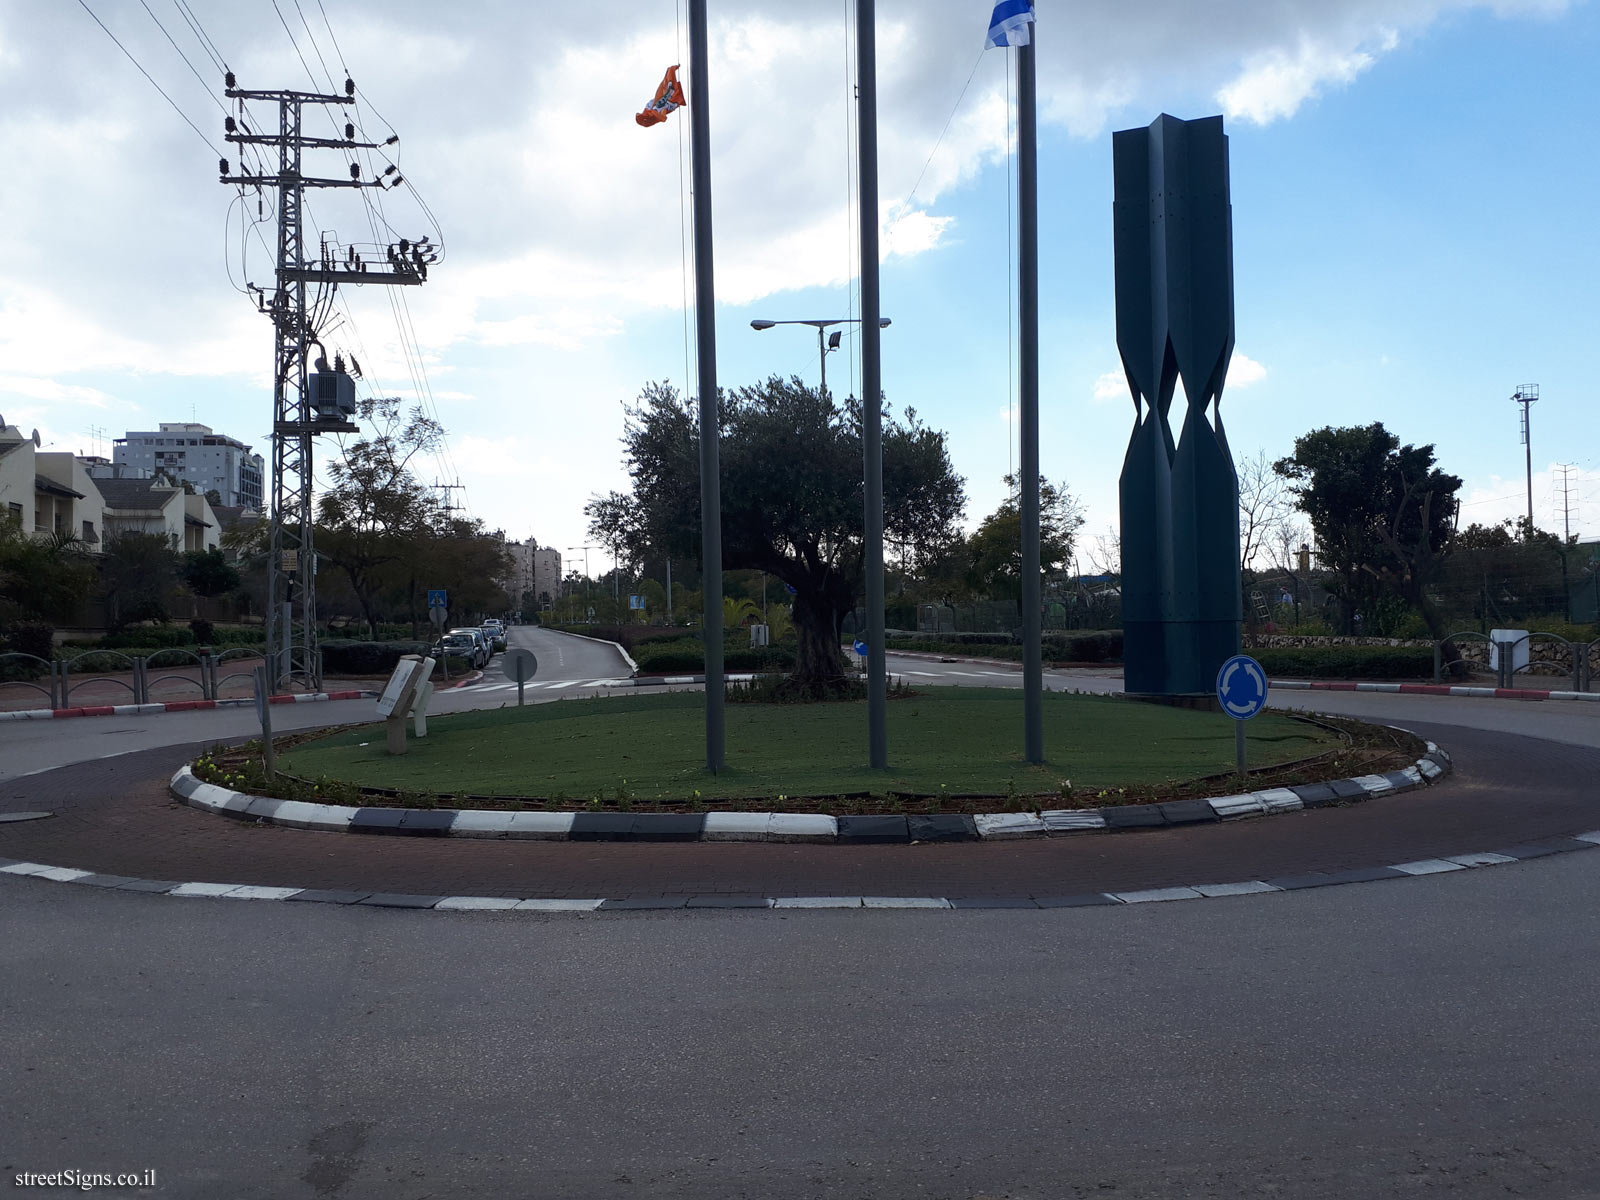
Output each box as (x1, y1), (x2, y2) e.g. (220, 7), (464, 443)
(1, 0), (1596, 581)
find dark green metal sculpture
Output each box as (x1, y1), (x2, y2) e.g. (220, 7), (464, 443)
(1113, 113), (1242, 695)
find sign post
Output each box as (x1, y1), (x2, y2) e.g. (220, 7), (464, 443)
(253, 664), (275, 777)
(502, 647), (538, 706)
(429, 603), (449, 678)
(1216, 653), (1268, 782)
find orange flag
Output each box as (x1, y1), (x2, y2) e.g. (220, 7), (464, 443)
(636, 65), (685, 127)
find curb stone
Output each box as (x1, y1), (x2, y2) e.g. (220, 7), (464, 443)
(0, 689), (377, 722)
(4, 832), (1595, 912)
(165, 735), (1452, 845)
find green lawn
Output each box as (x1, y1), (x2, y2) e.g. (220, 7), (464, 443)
(278, 689), (1337, 803)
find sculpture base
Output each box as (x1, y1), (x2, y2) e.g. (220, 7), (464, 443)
(1124, 619), (1242, 696)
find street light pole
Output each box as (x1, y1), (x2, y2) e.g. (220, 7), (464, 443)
(750, 317), (891, 402)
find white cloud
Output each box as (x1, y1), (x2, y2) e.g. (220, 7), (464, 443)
(885, 210), (956, 260)
(0, 375), (116, 407)
(1229, 352), (1268, 387)
(1218, 30), (1398, 124)
(1092, 369), (1127, 405)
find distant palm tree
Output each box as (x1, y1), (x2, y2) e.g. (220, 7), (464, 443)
(722, 596), (761, 628)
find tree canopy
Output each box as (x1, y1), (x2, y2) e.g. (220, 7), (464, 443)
(1275, 422), (1461, 636)
(588, 377), (965, 683)
(964, 474), (1084, 614)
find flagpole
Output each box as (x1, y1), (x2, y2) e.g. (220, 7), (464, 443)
(688, 0), (724, 772)
(1019, 25), (1043, 763)
(857, 0), (888, 770)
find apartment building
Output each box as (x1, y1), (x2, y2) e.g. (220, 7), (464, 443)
(114, 422), (265, 509)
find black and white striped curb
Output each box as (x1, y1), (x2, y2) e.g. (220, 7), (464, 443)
(4, 831), (1598, 912)
(463, 674), (757, 693)
(166, 742), (1453, 844)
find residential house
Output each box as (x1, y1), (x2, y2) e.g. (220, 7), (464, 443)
(94, 476), (220, 553)
(0, 420), (107, 547)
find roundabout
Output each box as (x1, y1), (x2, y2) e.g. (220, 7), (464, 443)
(1, 650), (1595, 908)
(6, 631), (1600, 1198)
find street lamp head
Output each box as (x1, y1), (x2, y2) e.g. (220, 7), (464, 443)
(750, 320), (776, 330)
(878, 318), (891, 328)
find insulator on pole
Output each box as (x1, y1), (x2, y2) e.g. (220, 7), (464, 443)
(345, 122), (355, 139)
(225, 70), (235, 88)
(344, 77), (355, 96)
(225, 116), (237, 133)
(349, 163), (360, 179)
(219, 158), (229, 175)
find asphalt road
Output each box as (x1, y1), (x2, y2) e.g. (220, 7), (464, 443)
(5, 850), (1600, 1199)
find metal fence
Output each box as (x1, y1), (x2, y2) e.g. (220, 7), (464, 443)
(0, 646), (266, 710)
(1435, 631), (1595, 691)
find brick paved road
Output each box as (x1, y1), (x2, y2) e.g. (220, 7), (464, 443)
(2, 719), (1595, 899)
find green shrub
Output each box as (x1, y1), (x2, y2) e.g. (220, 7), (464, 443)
(634, 644), (797, 674)
(319, 639), (431, 675)
(98, 625), (194, 649)
(2, 620), (54, 663)
(1253, 645), (1435, 680)
(189, 617), (215, 645)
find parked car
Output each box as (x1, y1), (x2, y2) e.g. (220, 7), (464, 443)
(481, 622), (506, 650)
(434, 632), (481, 669)
(446, 627), (492, 668)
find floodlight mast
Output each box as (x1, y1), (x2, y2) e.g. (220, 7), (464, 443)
(1512, 385), (1539, 531)
(219, 76), (432, 691)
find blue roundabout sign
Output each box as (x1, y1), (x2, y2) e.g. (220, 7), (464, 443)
(1216, 654), (1268, 720)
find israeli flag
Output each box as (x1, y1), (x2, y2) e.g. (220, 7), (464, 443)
(986, 0), (1034, 48)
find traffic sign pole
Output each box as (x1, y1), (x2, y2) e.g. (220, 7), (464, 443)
(1216, 654), (1268, 786)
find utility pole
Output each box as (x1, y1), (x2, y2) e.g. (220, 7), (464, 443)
(1556, 463), (1576, 541)
(220, 73), (433, 690)
(1512, 384), (1538, 533)
(568, 545), (596, 616)
(435, 480), (465, 517)
(857, 0), (887, 769)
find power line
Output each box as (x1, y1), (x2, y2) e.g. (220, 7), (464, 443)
(77, 0), (219, 156)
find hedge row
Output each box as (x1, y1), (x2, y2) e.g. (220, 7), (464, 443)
(61, 625), (266, 651)
(320, 640), (432, 675)
(887, 631), (1124, 663)
(1252, 645), (1435, 680)
(634, 643), (798, 674)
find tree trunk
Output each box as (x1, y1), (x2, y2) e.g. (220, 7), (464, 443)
(790, 584), (849, 685)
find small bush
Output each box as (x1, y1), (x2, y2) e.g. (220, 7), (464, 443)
(319, 639), (431, 675)
(99, 626), (194, 649)
(2, 620), (55, 662)
(189, 617), (215, 645)
(634, 644), (797, 674)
